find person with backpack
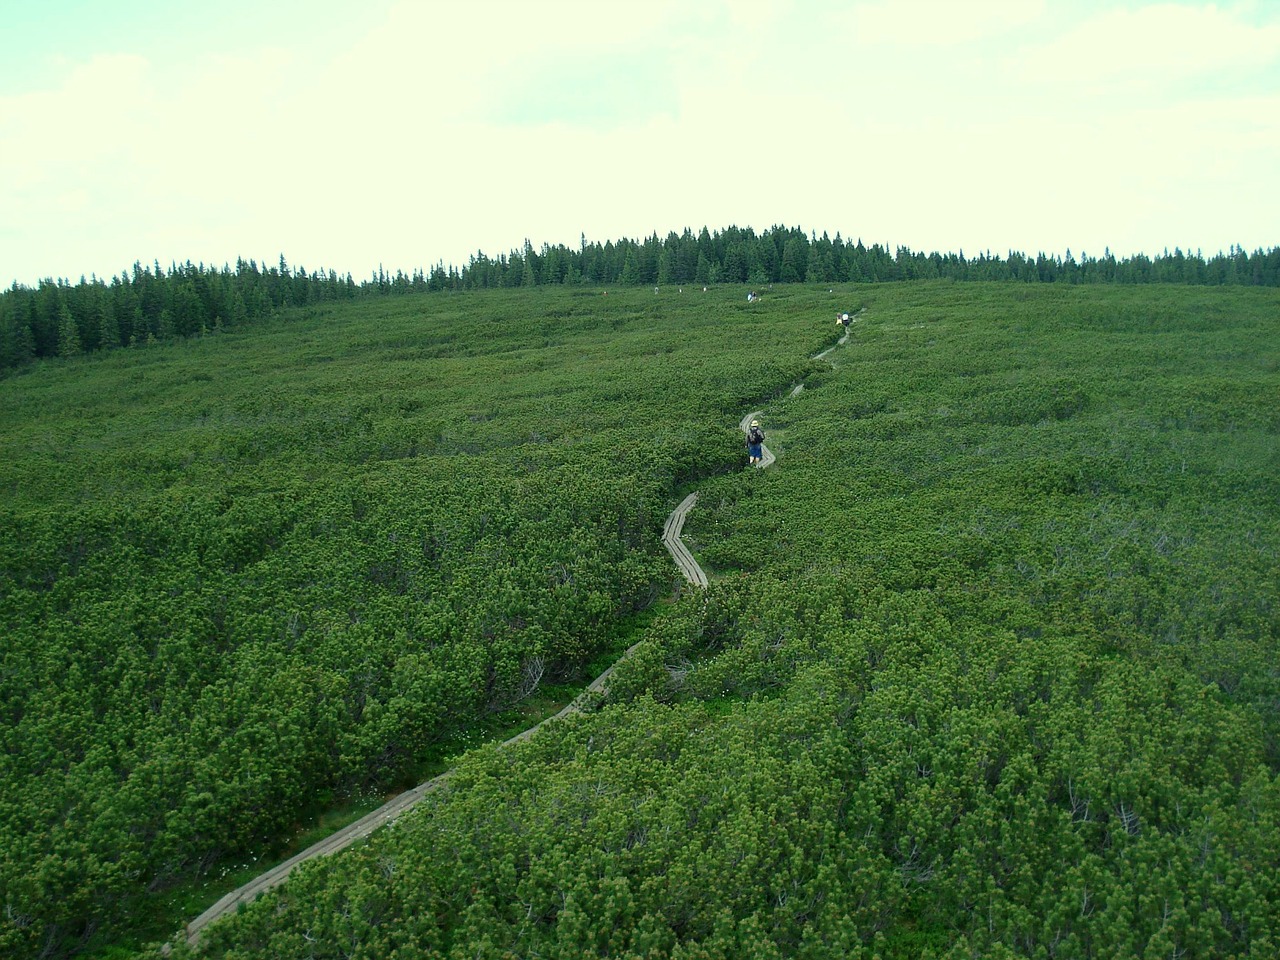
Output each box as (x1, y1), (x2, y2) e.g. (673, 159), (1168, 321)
(746, 419), (766, 465)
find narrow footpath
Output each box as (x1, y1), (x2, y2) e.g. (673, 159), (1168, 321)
(182, 315), (857, 948)
(663, 321), (854, 586)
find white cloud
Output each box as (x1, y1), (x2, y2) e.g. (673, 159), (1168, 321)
(0, 54), (152, 191)
(1015, 3), (1280, 91)
(846, 0), (1048, 47)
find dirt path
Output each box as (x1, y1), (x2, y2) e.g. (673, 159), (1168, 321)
(183, 316), (858, 947)
(814, 322), (853, 360)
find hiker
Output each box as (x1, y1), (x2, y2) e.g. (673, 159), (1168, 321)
(841, 312), (851, 330)
(746, 419), (765, 465)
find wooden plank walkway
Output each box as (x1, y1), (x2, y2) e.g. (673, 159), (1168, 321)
(661, 492), (708, 587)
(186, 633), (645, 945)
(661, 315), (861, 587)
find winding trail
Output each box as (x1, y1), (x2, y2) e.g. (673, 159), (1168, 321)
(185, 634), (643, 946)
(739, 410), (775, 468)
(661, 493), (708, 588)
(664, 318), (856, 586)
(182, 314), (857, 948)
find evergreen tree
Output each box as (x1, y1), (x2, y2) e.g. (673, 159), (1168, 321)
(697, 226), (716, 269)
(521, 240), (539, 287)
(619, 248), (639, 285)
(543, 246), (565, 285)
(172, 280), (205, 336)
(657, 248), (673, 286)
(676, 229), (699, 282)
(780, 236), (808, 283)
(638, 234), (661, 285)
(128, 305), (144, 344)
(32, 281), (63, 357)
(98, 298), (120, 350)
(57, 302), (82, 357)
(751, 235), (778, 283)
(227, 289), (247, 328)
(723, 244), (749, 283)
(0, 293), (35, 369)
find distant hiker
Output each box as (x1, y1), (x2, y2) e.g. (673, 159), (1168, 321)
(746, 419), (765, 465)
(747, 291), (757, 303)
(841, 312), (851, 330)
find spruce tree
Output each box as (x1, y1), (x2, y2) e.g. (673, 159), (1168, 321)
(657, 249), (673, 286)
(695, 253), (711, 285)
(57, 302), (82, 357)
(619, 249), (639, 285)
(0, 296), (36, 369)
(98, 298), (121, 350)
(723, 245), (748, 283)
(229, 290), (249, 327)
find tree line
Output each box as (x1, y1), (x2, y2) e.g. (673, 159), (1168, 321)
(3, 225), (1278, 373)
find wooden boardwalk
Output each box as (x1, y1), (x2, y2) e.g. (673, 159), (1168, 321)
(186, 633), (644, 945)
(663, 319), (858, 587)
(661, 492), (708, 587)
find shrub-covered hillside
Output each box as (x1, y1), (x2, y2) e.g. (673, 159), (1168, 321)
(0, 287), (818, 958)
(180, 283), (1279, 959)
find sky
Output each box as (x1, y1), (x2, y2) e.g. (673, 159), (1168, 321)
(2, 0), (1277, 286)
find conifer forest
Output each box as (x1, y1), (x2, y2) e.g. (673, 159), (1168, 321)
(1, 228), (1278, 959)
(3, 225), (1278, 375)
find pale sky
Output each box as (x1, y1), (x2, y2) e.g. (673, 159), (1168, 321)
(3, 0), (1277, 286)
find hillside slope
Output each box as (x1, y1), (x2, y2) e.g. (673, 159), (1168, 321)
(174, 283), (1280, 959)
(0, 286), (822, 958)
